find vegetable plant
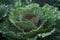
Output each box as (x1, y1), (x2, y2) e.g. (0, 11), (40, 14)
(0, 3), (60, 40)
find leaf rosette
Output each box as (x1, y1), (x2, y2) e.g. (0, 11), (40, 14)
(0, 3), (59, 40)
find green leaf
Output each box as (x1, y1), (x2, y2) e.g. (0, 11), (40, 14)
(0, 4), (9, 20)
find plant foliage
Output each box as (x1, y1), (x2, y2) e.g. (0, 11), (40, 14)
(0, 3), (60, 40)
(0, 0), (60, 40)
